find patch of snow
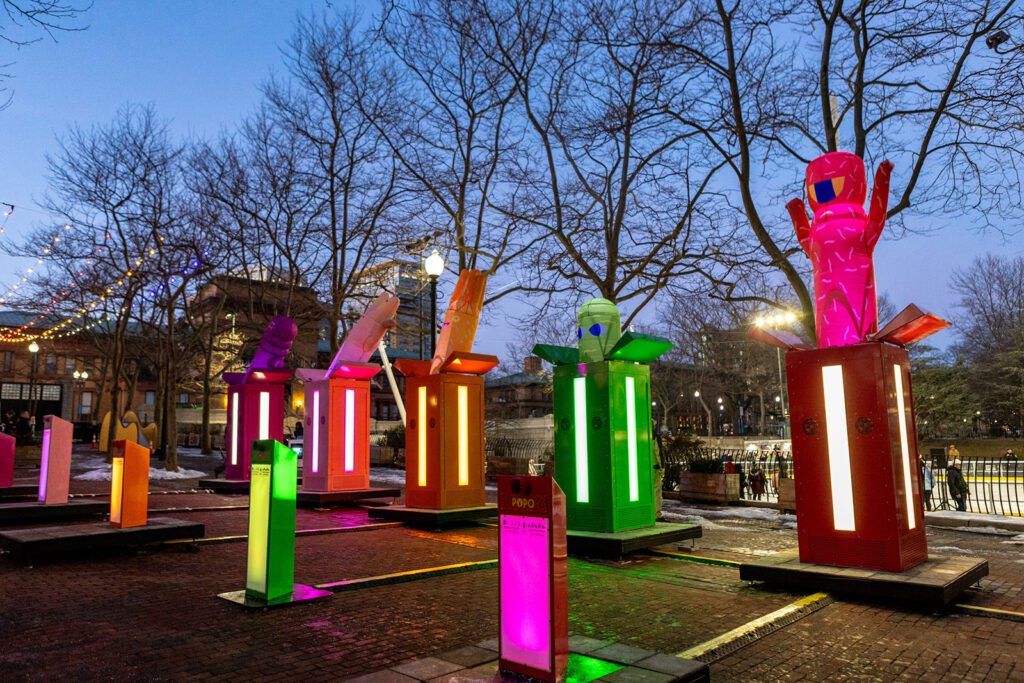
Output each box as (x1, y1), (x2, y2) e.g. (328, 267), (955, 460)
(74, 465), (206, 481)
(930, 546), (971, 554)
(368, 467), (497, 491)
(658, 510), (731, 531)
(945, 526), (1019, 536)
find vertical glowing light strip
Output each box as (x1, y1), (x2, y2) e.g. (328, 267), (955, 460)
(625, 376), (639, 502)
(344, 388), (355, 472)
(258, 391), (270, 440)
(311, 390), (321, 473)
(821, 365), (856, 531)
(110, 457), (124, 524)
(417, 385), (427, 486)
(37, 428), (51, 502)
(573, 377), (589, 503)
(457, 385), (469, 486)
(246, 463), (271, 595)
(230, 392), (239, 466)
(893, 364), (917, 530)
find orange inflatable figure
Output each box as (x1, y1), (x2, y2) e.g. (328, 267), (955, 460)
(396, 270), (499, 509)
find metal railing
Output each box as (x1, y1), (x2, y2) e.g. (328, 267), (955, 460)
(929, 458), (1023, 516)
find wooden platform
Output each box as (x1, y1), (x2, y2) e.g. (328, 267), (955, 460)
(367, 504), (498, 528)
(297, 487), (401, 507)
(0, 517), (206, 563)
(567, 522), (703, 559)
(0, 499), (108, 524)
(218, 583), (332, 609)
(739, 549), (988, 609)
(197, 478), (250, 493)
(0, 484), (39, 501)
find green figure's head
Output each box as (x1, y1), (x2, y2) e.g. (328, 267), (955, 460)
(577, 298), (621, 363)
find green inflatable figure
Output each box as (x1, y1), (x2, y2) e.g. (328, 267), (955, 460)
(533, 298), (672, 533)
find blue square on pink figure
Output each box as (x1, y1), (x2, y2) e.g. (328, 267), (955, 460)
(813, 179), (837, 203)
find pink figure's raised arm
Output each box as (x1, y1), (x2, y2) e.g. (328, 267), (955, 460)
(866, 160), (894, 251)
(786, 198), (812, 255)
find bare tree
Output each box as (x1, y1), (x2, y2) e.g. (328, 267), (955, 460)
(264, 11), (404, 352)
(1, 0), (89, 109)
(14, 104), (177, 456)
(656, 0), (1024, 339)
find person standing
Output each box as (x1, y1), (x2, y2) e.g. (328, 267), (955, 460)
(920, 457), (934, 511)
(947, 459), (969, 512)
(750, 463), (766, 501)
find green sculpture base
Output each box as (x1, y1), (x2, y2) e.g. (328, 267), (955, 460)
(552, 359), (656, 533)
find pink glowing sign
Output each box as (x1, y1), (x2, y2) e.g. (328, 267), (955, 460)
(498, 476), (567, 682)
(787, 152), (893, 348)
(500, 514), (551, 670)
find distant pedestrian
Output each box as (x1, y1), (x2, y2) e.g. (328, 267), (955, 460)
(948, 444), (961, 463)
(919, 457), (934, 511)
(1003, 448), (1017, 461)
(750, 464), (766, 501)
(652, 439), (664, 520)
(739, 467), (748, 499)
(293, 421), (304, 439)
(947, 459), (969, 512)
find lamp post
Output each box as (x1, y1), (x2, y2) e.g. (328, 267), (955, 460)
(72, 369), (89, 420)
(27, 341), (39, 433)
(753, 310), (799, 438)
(423, 249), (445, 358)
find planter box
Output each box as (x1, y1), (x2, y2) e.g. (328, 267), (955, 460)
(778, 478), (797, 513)
(679, 472), (740, 505)
(370, 446), (404, 467)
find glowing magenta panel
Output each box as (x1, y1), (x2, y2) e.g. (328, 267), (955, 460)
(500, 514), (551, 671)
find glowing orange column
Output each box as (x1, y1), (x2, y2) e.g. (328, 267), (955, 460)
(110, 439), (151, 528)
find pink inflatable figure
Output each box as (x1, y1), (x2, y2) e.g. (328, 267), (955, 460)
(787, 152), (894, 348)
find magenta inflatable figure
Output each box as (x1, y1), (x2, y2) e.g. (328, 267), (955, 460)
(242, 316), (298, 381)
(786, 152), (894, 348)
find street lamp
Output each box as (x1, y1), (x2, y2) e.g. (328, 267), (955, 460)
(423, 249), (445, 357)
(72, 369), (89, 420)
(753, 310), (800, 437)
(28, 341), (40, 433)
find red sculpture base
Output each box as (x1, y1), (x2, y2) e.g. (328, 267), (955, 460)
(787, 342), (927, 572)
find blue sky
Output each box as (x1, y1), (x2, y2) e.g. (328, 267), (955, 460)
(1, 0), (1018, 360)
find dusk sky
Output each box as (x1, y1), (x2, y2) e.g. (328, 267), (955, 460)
(1, 0), (1017, 359)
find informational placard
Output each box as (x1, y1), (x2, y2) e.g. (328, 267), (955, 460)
(500, 514), (551, 671)
(498, 476), (567, 682)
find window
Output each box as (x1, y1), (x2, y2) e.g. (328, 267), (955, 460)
(41, 385), (61, 401)
(81, 391), (93, 416)
(2, 352), (11, 372)
(1, 383), (19, 399)
(44, 354), (57, 374)
(65, 357), (76, 375)
(145, 391), (156, 405)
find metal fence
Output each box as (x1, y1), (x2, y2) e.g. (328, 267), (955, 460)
(929, 458), (1024, 516)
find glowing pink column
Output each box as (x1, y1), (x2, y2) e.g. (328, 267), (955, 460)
(498, 475), (568, 682)
(0, 432), (14, 488)
(223, 371), (291, 482)
(38, 415), (73, 504)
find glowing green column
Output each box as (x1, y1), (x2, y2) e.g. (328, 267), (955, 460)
(246, 439), (297, 605)
(535, 298), (673, 534)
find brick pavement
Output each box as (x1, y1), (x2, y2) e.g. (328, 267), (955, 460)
(4, 458), (1024, 681)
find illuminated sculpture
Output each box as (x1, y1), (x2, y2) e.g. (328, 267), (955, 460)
(98, 410), (156, 453)
(38, 415), (73, 505)
(753, 153), (949, 572)
(394, 270), (499, 510)
(222, 317), (297, 483)
(533, 298), (671, 533)
(786, 152), (893, 348)
(218, 439), (329, 607)
(498, 475), (568, 681)
(110, 440), (150, 528)
(0, 432), (13, 488)
(298, 292), (399, 493)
